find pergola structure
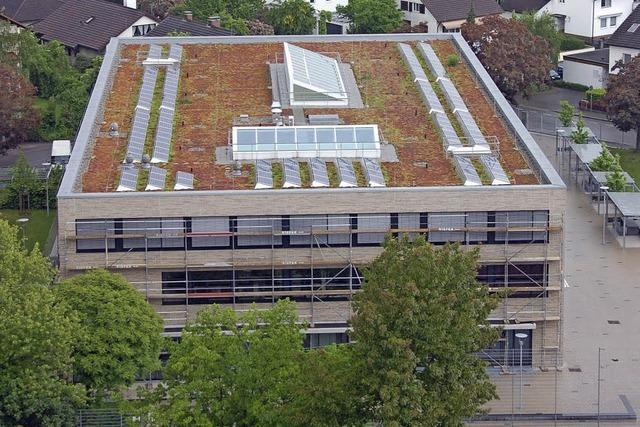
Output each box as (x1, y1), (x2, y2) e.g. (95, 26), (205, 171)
(603, 192), (640, 248)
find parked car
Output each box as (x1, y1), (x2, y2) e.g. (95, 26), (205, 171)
(549, 69), (561, 81)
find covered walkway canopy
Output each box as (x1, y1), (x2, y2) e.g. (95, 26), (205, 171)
(604, 192), (640, 248)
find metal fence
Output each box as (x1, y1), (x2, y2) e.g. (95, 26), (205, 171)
(513, 107), (636, 148)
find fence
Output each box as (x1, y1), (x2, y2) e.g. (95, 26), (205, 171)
(513, 107), (636, 148)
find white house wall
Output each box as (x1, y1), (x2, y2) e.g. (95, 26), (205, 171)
(562, 60), (607, 88)
(538, 0), (635, 38)
(609, 45), (640, 73)
(117, 16), (157, 38)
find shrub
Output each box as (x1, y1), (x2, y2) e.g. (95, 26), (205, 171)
(560, 34), (587, 51)
(552, 80), (590, 92)
(585, 87), (606, 102)
(558, 100), (575, 127)
(447, 54), (460, 67)
(606, 166), (627, 192)
(570, 114), (589, 144)
(589, 147), (620, 171)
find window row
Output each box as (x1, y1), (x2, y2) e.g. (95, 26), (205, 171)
(400, 1), (425, 13)
(75, 210), (549, 252)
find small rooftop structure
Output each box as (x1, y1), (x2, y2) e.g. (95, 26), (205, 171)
(51, 139), (71, 164)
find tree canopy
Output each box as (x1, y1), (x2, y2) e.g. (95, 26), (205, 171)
(54, 270), (164, 402)
(266, 0), (317, 35)
(0, 65), (40, 153)
(173, 0), (265, 23)
(336, 0), (403, 34)
(350, 238), (499, 425)
(0, 220), (86, 426)
(516, 12), (561, 62)
(462, 15), (553, 101)
(604, 56), (640, 151)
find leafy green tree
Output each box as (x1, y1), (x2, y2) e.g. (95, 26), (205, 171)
(8, 153), (38, 211)
(138, 300), (304, 426)
(606, 166), (627, 192)
(589, 146), (620, 171)
(0, 220), (86, 426)
(571, 114), (589, 144)
(559, 100), (576, 127)
(336, 0), (403, 34)
(516, 11), (561, 62)
(351, 238), (498, 425)
(467, 4), (476, 23)
(604, 55), (640, 151)
(173, 0), (265, 22)
(267, 0), (317, 35)
(318, 10), (333, 35)
(54, 270), (163, 402)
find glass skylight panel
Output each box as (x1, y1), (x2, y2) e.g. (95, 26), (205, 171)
(480, 155), (510, 185)
(455, 110), (488, 146)
(117, 165), (139, 192)
(418, 43), (446, 78)
(397, 43), (428, 81)
(168, 44), (183, 61)
(628, 23), (640, 32)
(255, 160), (273, 189)
(174, 171), (194, 190)
(362, 158), (385, 187)
(432, 112), (462, 148)
(283, 42), (348, 106)
(146, 166), (167, 191)
(310, 158), (329, 187)
(453, 156), (482, 186)
(336, 158), (357, 188)
(282, 159), (302, 188)
(232, 125), (380, 160)
(416, 80), (444, 113)
(438, 78), (467, 112)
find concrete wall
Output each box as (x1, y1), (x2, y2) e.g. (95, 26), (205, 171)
(538, 0), (635, 38)
(562, 59), (608, 88)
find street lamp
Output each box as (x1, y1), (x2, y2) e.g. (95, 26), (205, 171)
(600, 186), (609, 244)
(16, 218), (29, 249)
(515, 332), (528, 412)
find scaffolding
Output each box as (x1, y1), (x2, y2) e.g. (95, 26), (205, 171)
(61, 212), (563, 366)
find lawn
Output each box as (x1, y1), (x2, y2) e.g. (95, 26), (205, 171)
(0, 209), (56, 253)
(611, 148), (640, 185)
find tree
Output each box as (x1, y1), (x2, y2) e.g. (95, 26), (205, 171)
(350, 237), (498, 425)
(54, 269), (164, 402)
(570, 114), (589, 144)
(173, 0), (265, 22)
(0, 65), (40, 153)
(604, 56), (640, 151)
(267, 0), (316, 35)
(558, 100), (576, 127)
(318, 10), (333, 35)
(589, 146), (620, 171)
(462, 16), (553, 101)
(138, 300), (304, 426)
(0, 220), (86, 426)
(606, 166), (627, 192)
(247, 19), (275, 35)
(140, 0), (178, 20)
(336, 0), (403, 34)
(516, 11), (561, 62)
(8, 152), (38, 211)
(467, 4), (476, 23)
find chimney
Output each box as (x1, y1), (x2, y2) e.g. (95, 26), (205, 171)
(123, 0), (137, 9)
(208, 16), (221, 27)
(184, 10), (193, 21)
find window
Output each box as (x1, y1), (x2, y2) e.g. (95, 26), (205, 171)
(236, 216), (282, 247)
(132, 23), (156, 36)
(417, 2), (425, 13)
(494, 211), (548, 243)
(304, 333), (349, 349)
(400, 0), (409, 10)
(356, 214), (391, 245)
(610, 16), (617, 26)
(190, 217), (230, 248)
(289, 215), (328, 246)
(397, 213), (423, 240)
(480, 329), (533, 366)
(601, 0), (611, 7)
(76, 219), (115, 252)
(477, 264), (546, 287)
(623, 53), (632, 63)
(428, 212), (465, 242)
(600, 17), (608, 28)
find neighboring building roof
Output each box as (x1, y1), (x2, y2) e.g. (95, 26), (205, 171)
(499, 0), (548, 13)
(422, 0), (504, 23)
(0, 11), (26, 28)
(564, 48), (610, 66)
(145, 15), (233, 37)
(0, 0), (65, 24)
(607, 5), (640, 50)
(33, 0), (150, 52)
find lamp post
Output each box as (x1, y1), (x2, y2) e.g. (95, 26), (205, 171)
(16, 218), (29, 249)
(600, 186), (609, 244)
(515, 332), (528, 412)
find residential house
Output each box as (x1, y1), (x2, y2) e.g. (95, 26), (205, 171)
(538, 0), (638, 40)
(607, 4), (640, 71)
(0, 11), (26, 32)
(0, 0), (64, 26)
(145, 14), (233, 37)
(400, 0), (505, 32)
(33, 0), (157, 58)
(499, 0), (549, 16)
(562, 48), (610, 87)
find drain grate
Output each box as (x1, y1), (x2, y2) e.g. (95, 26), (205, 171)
(568, 367), (582, 372)
(608, 320), (621, 324)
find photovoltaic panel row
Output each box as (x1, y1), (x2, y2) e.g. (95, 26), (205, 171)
(283, 158), (302, 188)
(127, 108), (151, 162)
(417, 43), (446, 78)
(437, 78), (467, 113)
(255, 160), (273, 189)
(117, 165), (139, 192)
(455, 110), (488, 146)
(416, 79), (444, 113)
(480, 155), (510, 185)
(174, 171), (194, 190)
(432, 112), (462, 148)
(145, 165), (167, 191)
(336, 158), (357, 188)
(397, 43), (428, 82)
(168, 44), (183, 61)
(453, 156), (482, 186)
(310, 158), (329, 187)
(151, 107), (174, 163)
(362, 158), (385, 187)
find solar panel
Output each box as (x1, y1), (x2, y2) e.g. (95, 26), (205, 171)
(151, 107), (174, 163)
(309, 158), (330, 187)
(282, 158), (302, 188)
(145, 166), (167, 191)
(431, 112), (462, 148)
(455, 110), (488, 146)
(336, 158), (357, 188)
(174, 171), (194, 190)
(416, 79), (444, 113)
(168, 44), (183, 61)
(148, 44), (162, 59)
(480, 155), (510, 185)
(397, 43), (428, 81)
(117, 165), (139, 192)
(232, 125), (380, 161)
(453, 156), (482, 186)
(283, 42), (348, 105)
(438, 78), (467, 112)
(255, 160), (273, 189)
(418, 43), (446, 78)
(362, 158), (385, 187)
